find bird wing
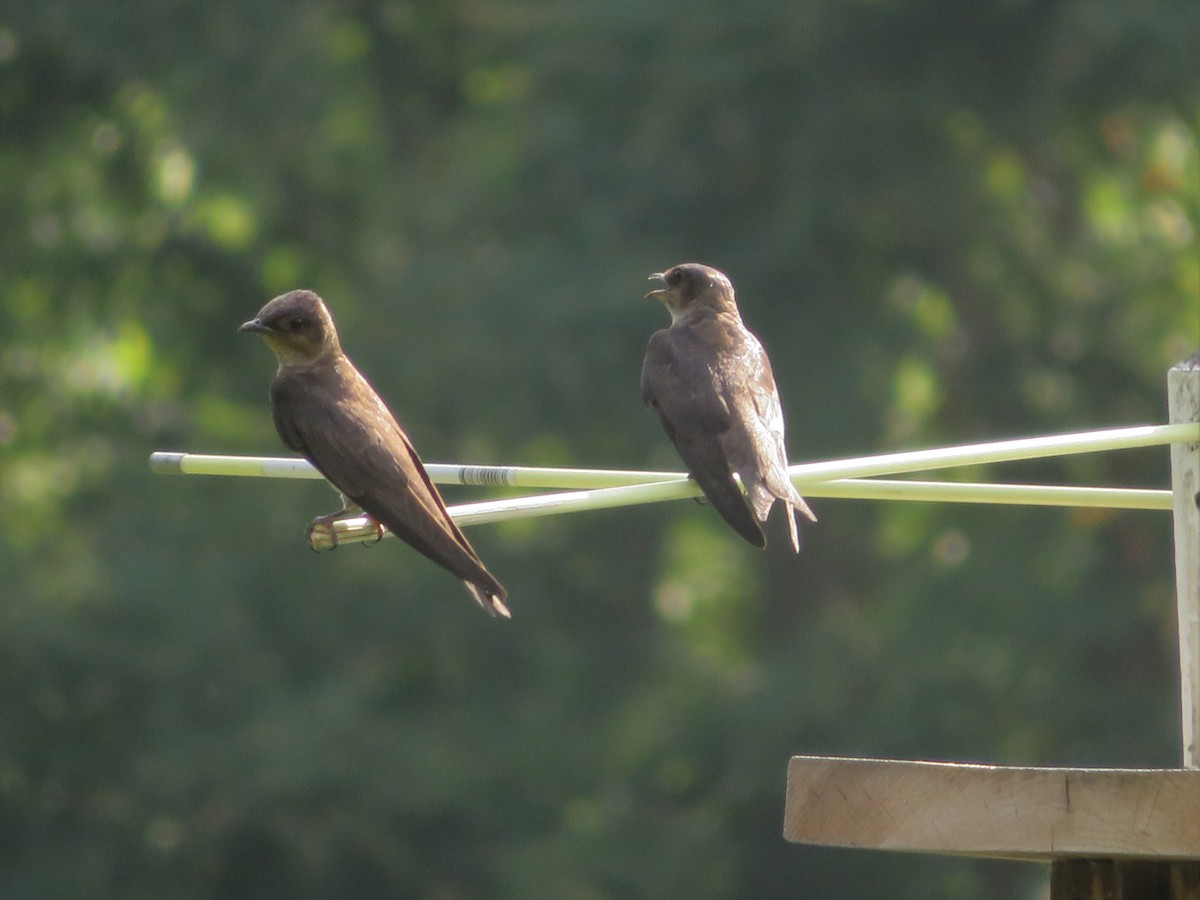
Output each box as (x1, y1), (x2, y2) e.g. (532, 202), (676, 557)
(732, 336), (795, 494)
(734, 335), (817, 524)
(641, 328), (766, 547)
(270, 367), (506, 599)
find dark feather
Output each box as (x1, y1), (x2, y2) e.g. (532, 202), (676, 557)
(642, 329), (766, 547)
(642, 263), (815, 553)
(271, 359), (507, 609)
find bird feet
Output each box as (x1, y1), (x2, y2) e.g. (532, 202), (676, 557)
(306, 509), (386, 551)
(304, 510), (383, 552)
(306, 511), (344, 551)
(359, 515), (385, 546)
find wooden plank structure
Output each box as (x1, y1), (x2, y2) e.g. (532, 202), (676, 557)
(784, 354), (1200, 899)
(784, 758), (1200, 859)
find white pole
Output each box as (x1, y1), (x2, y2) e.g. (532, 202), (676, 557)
(786, 423), (1196, 482)
(1169, 352), (1200, 768)
(149, 451), (684, 487)
(146, 452), (1170, 511)
(811, 479), (1170, 510)
(149, 423), (1196, 488)
(306, 479), (1173, 550)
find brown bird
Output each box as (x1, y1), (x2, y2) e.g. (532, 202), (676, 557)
(240, 290), (510, 617)
(641, 263), (816, 551)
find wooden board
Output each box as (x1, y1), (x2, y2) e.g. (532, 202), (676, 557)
(784, 756), (1200, 860)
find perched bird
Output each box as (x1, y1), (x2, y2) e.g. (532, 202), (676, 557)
(240, 290), (510, 618)
(641, 263), (816, 551)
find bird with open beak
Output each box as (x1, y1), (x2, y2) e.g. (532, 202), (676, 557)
(641, 263), (816, 551)
(240, 290), (510, 617)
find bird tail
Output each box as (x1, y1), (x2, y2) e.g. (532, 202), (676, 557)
(748, 480), (817, 554)
(793, 493), (818, 523)
(784, 506), (799, 553)
(784, 493), (817, 554)
(466, 581), (512, 619)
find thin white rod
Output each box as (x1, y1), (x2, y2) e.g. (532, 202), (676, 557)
(149, 452), (683, 488)
(309, 479), (1172, 549)
(786, 422), (1198, 481)
(310, 480), (691, 549)
(811, 480), (1170, 510)
(149, 422), (1197, 489)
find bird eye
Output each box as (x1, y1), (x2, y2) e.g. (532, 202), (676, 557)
(289, 316), (306, 330)
(666, 268), (685, 285)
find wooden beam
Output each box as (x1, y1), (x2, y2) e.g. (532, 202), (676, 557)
(783, 756), (1200, 859)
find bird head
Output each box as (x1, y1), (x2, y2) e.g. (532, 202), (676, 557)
(239, 290), (342, 366)
(646, 263), (737, 322)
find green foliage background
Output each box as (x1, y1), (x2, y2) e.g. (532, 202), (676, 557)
(2, 1), (1198, 897)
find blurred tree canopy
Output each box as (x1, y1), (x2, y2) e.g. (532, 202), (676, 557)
(1, 0), (1198, 897)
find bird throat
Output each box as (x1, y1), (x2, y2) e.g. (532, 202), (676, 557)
(264, 334), (328, 370)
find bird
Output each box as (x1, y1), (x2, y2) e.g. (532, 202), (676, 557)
(641, 263), (816, 552)
(239, 289), (510, 618)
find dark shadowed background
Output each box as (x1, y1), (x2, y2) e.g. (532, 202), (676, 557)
(1, 1), (1198, 897)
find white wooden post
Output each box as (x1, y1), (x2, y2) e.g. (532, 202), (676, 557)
(1169, 351), (1200, 768)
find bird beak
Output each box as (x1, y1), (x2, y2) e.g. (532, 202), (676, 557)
(238, 318), (272, 334)
(645, 272), (668, 300)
